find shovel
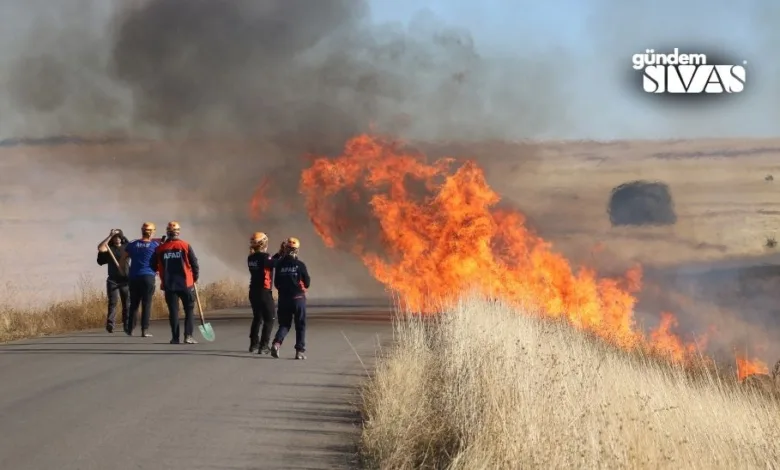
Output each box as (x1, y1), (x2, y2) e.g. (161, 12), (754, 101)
(193, 283), (215, 342)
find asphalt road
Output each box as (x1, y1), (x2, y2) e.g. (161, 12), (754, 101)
(0, 303), (394, 470)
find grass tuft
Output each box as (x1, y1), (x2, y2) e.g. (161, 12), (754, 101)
(0, 275), (247, 342)
(359, 295), (780, 469)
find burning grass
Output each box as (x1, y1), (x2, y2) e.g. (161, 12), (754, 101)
(359, 296), (780, 469)
(0, 276), (247, 342)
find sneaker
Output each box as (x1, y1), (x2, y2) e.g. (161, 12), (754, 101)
(141, 330), (152, 338)
(295, 351), (306, 360)
(270, 342), (280, 358)
(106, 324), (114, 333)
(258, 345), (271, 355)
(184, 336), (198, 344)
(170, 338), (180, 344)
(249, 340), (259, 353)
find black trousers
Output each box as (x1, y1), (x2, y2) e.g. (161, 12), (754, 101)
(166, 288), (195, 341)
(249, 289), (275, 348)
(128, 275), (156, 333)
(273, 296), (307, 352)
(106, 279), (129, 330)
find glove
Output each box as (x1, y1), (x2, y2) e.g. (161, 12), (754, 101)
(160, 235), (167, 243)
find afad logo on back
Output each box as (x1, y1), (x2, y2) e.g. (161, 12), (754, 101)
(632, 48), (746, 94)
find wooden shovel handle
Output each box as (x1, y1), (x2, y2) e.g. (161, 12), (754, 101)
(193, 283), (206, 325)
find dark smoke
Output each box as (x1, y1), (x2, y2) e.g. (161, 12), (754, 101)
(110, 0), (369, 136)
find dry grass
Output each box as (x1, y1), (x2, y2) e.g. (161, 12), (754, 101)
(0, 276), (247, 342)
(360, 296), (780, 469)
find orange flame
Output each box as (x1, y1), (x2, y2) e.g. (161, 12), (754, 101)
(736, 355), (769, 381)
(249, 176), (271, 221)
(298, 134), (707, 361)
(239, 133), (767, 375)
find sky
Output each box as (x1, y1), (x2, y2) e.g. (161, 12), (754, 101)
(366, 0), (780, 140)
(369, 0), (585, 54)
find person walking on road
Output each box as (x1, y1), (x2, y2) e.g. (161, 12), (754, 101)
(97, 228), (130, 333)
(270, 237), (311, 360)
(119, 222), (161, 337)
(151, 221), (201, 345)
(247, 232), (283, 354)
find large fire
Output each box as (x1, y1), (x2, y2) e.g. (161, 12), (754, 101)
(255, 133), (768, 377)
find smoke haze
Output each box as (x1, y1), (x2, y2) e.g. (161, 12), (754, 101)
(2, 0), (780, 359)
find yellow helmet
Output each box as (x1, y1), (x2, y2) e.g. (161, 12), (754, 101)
(141, 222), (156, 236)
(286, 237), (300, 250)
(166, 221), (181, 237)
(285, 237), (301, 257)
(250, 231), (269, 250)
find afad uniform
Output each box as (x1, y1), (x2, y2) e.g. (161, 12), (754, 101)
(247, 250), (281, 353)
(151, 236), (200, 343)
(271, 251), (311, 358)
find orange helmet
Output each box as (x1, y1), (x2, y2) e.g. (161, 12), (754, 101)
(166, 221), (181, 237)
(250, 231), (269, 251)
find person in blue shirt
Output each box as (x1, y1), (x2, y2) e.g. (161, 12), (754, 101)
(119, 222), (161, 337)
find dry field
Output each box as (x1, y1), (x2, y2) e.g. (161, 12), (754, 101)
(355, 138), (780, 469)
(440, 137), (780, 268)
(360, 296), (780, 469)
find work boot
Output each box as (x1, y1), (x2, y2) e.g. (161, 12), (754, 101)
(270, 342), (281, 358)
(184, 335), (198, 344)
(141, 329), (152, 338)
(249, 339), (259, 353)
(258, 344), (271, 355)
(106, 324), (113, 334)
(295, 350), (306, 360)
(170, 338), (180, 344)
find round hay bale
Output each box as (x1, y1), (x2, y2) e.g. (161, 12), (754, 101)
(608, 180), (676, 227)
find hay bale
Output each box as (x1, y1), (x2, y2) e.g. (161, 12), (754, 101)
(608, 180), (677, 227)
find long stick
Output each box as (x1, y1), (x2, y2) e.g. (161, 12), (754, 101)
(105, 246), (126, 276)
(193, 283), (206, 325)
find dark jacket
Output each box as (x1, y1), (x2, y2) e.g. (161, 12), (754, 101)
(248, 252), (281, 291)
(97, 245), (129, 284)
(273, 255), (310, 299)
(150, 237), (199, 291)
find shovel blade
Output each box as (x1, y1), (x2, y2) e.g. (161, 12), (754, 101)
(198, 322), (215, 342)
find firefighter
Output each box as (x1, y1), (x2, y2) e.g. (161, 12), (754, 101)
(270, 237), (311, 360)
(119, 222), (161, 337)
(246, 232), (284, 354)
(96, 228), (130, 333)
(151, 221), (201, 344)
